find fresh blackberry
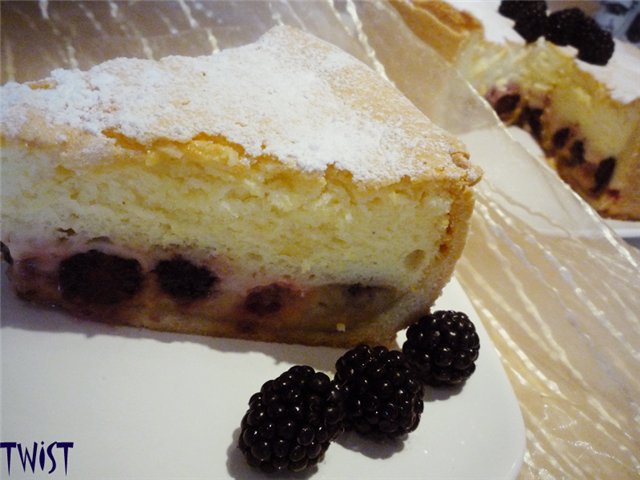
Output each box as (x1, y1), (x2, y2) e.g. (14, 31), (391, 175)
(545, 8), (587, 46)
(402, 311), (480, 387)
(498, 1), (546, 21)
(604, 2), (630, 15)
(514, 13), (547, 43)
(574, 17), (615, 65)
(238, 366), (345, 473)
(335, 345), (423, 440)
(628, 12), (640, 43)
(154, 257), (217, 300)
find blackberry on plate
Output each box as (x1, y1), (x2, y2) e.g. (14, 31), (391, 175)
(402, 310), (480, 387)
(335, 345), (423, 440)
(574, 17), (615, 65)
(514, 13), (547, 43)
(498, 0), (547, 21)
(238, 366), (345, 473)
(544, 8), (588, 46)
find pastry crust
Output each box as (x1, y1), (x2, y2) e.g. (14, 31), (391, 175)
(390, 0), (481, 62)
(0, 26), (479, 188)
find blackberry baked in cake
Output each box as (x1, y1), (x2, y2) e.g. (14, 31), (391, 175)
(0, 26), (481, 347)
(392, 0), (640, 220)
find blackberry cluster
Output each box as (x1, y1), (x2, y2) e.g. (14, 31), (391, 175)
(498, 0), (546, 21)
(403, 311), (480, 387)
(514, 14), (546, 43)
(574, 16), (615, 66)
(499, 1), (548, 42)
(545, 8), (585, 46)
(238, 311), (481, 472)
(335, 345), (423, 440)
(498, 0), (615, 65)
(238, 366), (345, 473)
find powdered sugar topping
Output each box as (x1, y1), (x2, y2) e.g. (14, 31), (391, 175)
(0, 26), (470, 185)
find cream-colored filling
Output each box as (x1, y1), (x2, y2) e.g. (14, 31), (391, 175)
(1, 136), (457, 291)
(5, 244), (399, 337)
(457, 38), (639, 160)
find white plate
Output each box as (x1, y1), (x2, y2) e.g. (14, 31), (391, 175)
(0, 276), (525, 479)
(604, 219), (640, 238)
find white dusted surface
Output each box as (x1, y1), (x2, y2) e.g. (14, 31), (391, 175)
(1, 1), (639, 478)
(0, 26), (473, 185)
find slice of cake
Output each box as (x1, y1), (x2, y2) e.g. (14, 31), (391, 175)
(392, 0), (640, 220)
(0, 26), (481, 347)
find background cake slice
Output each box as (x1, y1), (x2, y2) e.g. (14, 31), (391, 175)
(0, 26), (481, 347)
(392, 0), (640, 220)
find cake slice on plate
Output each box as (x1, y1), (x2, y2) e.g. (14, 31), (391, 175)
(392, 0), (640, 220)
(0, 26), (481, 347)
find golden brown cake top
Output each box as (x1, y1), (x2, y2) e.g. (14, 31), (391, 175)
(0, 26), (480, 187)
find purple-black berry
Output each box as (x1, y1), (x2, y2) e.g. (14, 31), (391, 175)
(498, 0), (547, 21)
(545, 8), (587, 46)
(574, 17), (615, 65)
(402, 310), (480, 387)
(58, 250), (143, 305)
(335, 345), (423, 440)
(514, 13), (547, 43)
(238, 366), (345, 473)
(154, 257), (217, 300)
